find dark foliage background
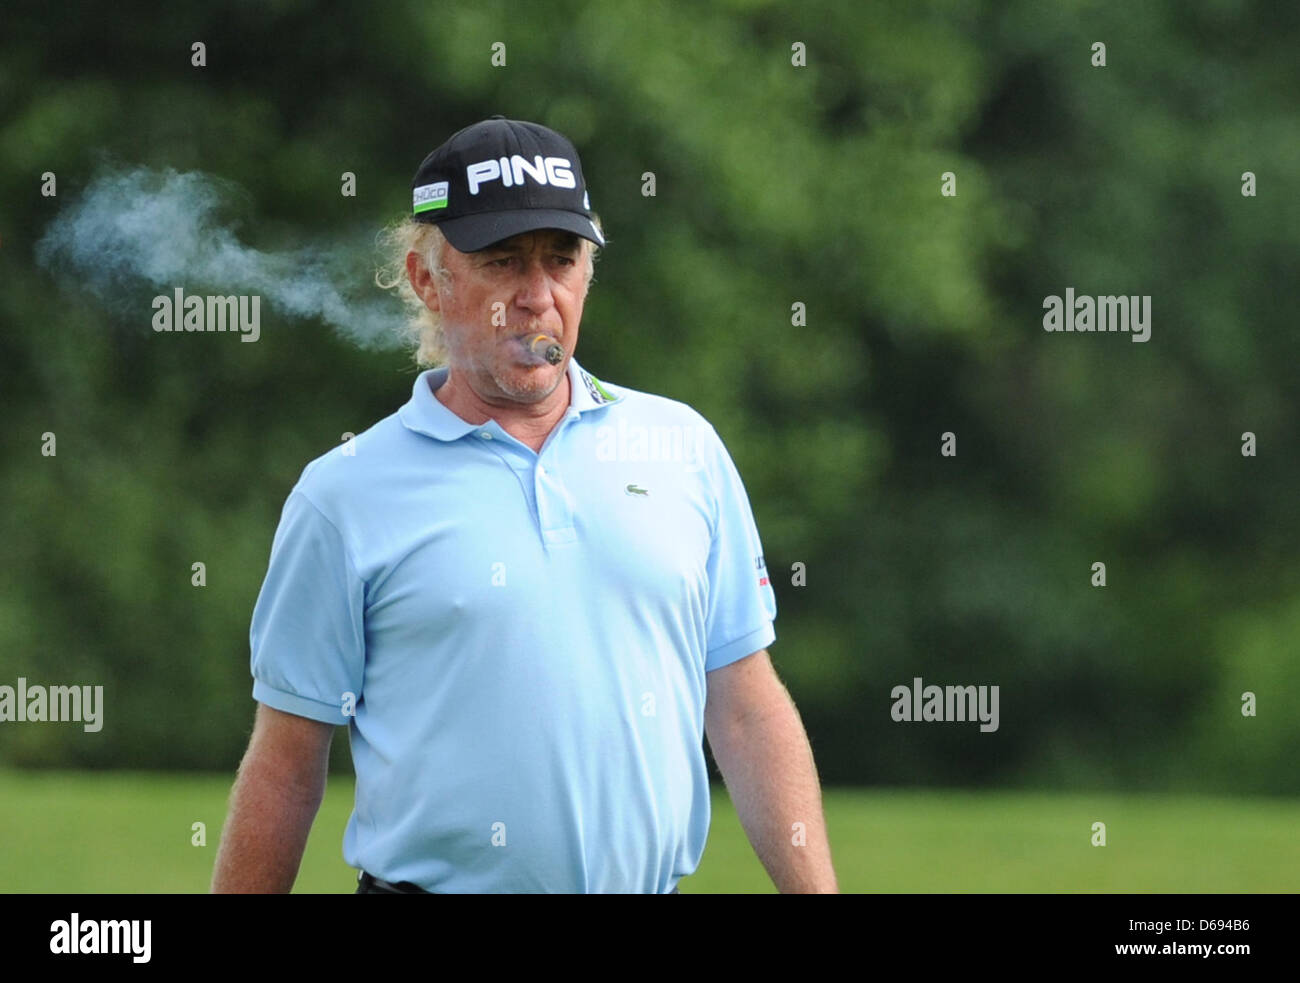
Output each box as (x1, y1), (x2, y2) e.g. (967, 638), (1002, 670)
(2, 0), (1296, 793)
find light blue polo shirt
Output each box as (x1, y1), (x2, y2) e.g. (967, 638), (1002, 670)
(249, 356), (776, 893)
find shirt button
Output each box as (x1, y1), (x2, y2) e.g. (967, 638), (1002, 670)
(478, 431), (492, 440)
(538, 465), (546, 475)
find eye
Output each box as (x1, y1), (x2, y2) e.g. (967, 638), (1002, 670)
(488, 257), (513, 268)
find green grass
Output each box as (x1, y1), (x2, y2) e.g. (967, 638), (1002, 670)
(3, 770), (1297, 892)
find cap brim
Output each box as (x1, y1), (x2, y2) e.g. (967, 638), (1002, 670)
(434, 208), (605, 253)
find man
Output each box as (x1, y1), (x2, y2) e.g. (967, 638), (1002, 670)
(211, 117), (838, 894)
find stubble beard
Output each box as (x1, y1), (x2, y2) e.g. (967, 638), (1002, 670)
(486, 357), (565, 402)
(466, 329), (566, 404)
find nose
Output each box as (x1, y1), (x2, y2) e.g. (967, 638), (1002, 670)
(514, 257), (555, 314)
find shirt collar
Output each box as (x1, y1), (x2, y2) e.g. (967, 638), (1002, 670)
(398, 355), (623, 442)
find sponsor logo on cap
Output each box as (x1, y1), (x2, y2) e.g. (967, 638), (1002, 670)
(466, 155), (576, 195)
(413, 181), (449, 214)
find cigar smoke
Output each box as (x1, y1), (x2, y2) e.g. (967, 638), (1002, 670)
(34, 164), (399, 348)
(527, 333), (565, 365)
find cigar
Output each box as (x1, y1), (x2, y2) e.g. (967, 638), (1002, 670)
(526, 333), (565, 365)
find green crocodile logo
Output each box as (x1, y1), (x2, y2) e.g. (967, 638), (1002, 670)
(625, 484), (649, 496)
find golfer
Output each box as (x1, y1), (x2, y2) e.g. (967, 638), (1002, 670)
(211, 117), (838, 894)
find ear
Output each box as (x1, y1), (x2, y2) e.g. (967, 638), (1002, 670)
(406, 250), (441, 312)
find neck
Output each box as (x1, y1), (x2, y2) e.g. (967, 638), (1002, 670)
(434, 368), (571, 453)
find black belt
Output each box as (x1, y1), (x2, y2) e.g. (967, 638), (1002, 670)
(357, 871), (680, 893)
(357, 871), (432, 894)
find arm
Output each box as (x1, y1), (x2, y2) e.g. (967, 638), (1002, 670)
(210, 703), (336, 893)
(704, 649), (838, 893)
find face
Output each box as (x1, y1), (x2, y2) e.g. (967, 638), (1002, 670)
(411, 228), (589, 405)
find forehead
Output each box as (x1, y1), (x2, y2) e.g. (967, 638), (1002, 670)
(478, 229), (583, 253)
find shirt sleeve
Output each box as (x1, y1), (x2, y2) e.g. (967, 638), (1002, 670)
(249, 487), (366, 725)
(703, 426), (777, 672)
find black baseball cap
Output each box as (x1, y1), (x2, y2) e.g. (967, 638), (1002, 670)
(410, 115), (605, 253)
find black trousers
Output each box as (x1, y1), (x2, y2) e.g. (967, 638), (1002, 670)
(356, 871), (679, 893)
